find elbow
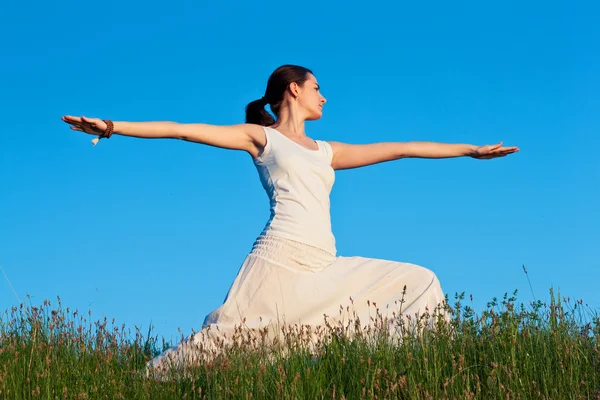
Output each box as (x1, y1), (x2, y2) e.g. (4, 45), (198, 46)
(169, 122), (186, 140)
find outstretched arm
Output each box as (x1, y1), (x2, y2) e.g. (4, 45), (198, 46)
(61, 116), (266, 156)
(328, 141), (519, 170)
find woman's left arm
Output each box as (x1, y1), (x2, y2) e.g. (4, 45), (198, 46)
(328, 141), (519, 170)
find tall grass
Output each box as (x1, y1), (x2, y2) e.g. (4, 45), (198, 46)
(0, 289), (598, 399)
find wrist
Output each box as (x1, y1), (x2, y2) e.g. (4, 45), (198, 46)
(101, 119), (114, 138)
(112, 121), (126, 135)
(464, 144), (477, 157)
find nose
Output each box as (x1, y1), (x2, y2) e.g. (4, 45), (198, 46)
(321, 95), (327, 104)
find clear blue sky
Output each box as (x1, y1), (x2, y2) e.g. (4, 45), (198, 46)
(1, 0), (598, 342)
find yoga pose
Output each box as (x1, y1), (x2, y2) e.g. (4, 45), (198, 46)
(62, 64), (518, 374)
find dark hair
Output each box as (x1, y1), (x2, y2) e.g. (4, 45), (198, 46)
(245, 65), (313, 126)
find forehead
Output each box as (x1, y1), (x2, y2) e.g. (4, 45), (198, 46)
(306, 73), (318, 85)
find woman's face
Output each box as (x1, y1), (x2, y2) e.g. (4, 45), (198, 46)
(298, 73), (327, 121)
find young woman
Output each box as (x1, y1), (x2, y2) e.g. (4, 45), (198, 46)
(62, 64), (518, 374)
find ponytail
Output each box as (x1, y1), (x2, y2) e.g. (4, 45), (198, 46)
(245, 65), (313, 126)
(245, 97), (275, 126)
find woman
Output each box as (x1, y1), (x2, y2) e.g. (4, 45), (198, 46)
(62, 64), (518, 375)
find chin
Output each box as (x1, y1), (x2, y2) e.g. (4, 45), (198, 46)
(307, 109), (323, 121)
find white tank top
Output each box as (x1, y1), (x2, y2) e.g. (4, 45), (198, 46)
(252, 126), (337, 256)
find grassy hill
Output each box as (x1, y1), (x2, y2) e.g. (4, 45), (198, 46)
(0, 289), (598, 399)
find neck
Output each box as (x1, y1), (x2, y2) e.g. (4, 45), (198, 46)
(270, 99), (307, 138)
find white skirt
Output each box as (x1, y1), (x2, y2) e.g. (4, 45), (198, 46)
(146, 234), (447, 376)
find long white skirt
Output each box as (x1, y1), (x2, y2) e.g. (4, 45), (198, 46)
(146, 234), (447, 376)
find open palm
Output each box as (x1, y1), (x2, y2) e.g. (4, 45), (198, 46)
(472, 142), (519, 159)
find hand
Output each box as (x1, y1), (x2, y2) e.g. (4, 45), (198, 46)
(61, 115), (108, 136)
(471, 142), (519, 159)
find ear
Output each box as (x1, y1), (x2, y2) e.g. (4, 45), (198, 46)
(288, 82), (300, 98)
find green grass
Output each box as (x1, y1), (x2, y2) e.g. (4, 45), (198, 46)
(1, 288), (598, 399)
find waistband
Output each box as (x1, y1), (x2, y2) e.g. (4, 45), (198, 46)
(249, 234), (337, 272)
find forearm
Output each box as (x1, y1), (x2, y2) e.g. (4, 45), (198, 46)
(329, 140), (478, 170)
(396, 141), (476, 159)
(113, 121), (179, 139)
(110, 121), (254, 151)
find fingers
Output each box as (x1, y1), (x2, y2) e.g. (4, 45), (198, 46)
(62, 115), (90, 133)
(62, 115), (96, 125)
(62, 115), (81, 123)
(62, 115), (98, 133)
(486, 142), (520, 153)
(496, 147), (519, 154)
(489, 141), (503, 151)
(487, 145), (519, 155)
(474, 146), (519, 159)
(62, 115), (84, 129)
(488, 150), (515, 158)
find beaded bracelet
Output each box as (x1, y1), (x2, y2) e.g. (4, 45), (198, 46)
(91, 120), (114, 146)
(101, 120), (114, 138)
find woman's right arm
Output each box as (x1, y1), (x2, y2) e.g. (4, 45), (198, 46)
(62, 116), (265, 156)
(171, 122), (264, 155)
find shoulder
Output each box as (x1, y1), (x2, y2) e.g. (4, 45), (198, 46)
(242, 124), (268, 159)
(242, 123), (267, 143)
(325, 141), (345, 151)
(314, 140), (334, 164)
(321, 140), (343, 157)
(319, 141), (363, 170)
